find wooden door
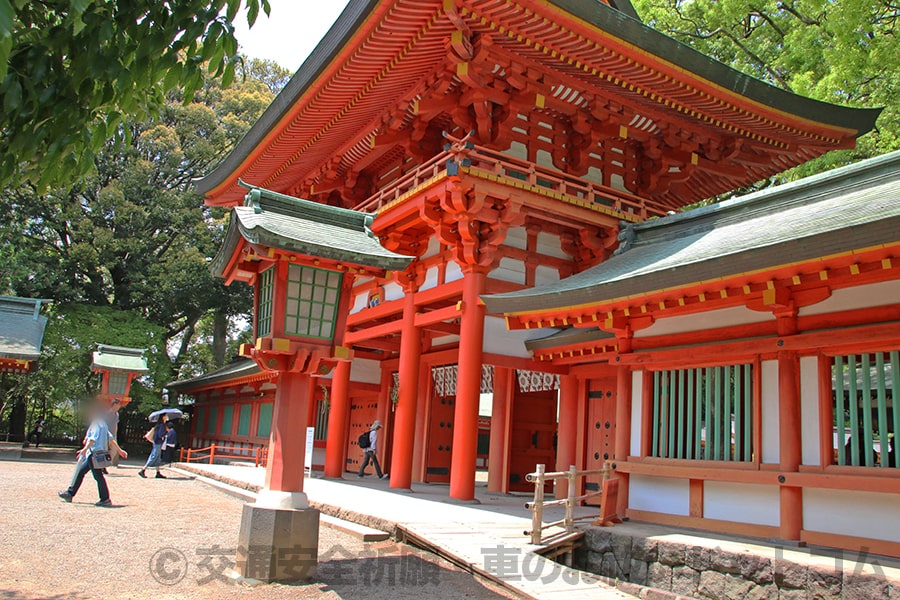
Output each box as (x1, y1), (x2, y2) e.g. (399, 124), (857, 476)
(508, 389), (557, 493)
(425, 391), (455, 483)
(585, 377), (617, 504)
(346, 397), (379, 474)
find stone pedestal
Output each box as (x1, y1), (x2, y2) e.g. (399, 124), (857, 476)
(235, 503), (320, 582)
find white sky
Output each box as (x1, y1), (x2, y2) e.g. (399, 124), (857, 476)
(232, 1), (353, 71)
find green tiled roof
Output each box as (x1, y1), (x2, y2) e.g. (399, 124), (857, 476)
(166, 358), (261, 392)
(91, 345), (149, 373)
(484, 149), (900, 316)
(211, 184), (414, 276)
(0, 296), (49, 361)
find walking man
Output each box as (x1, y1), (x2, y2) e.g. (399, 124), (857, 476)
(104, 399), (121, 467)
(358, 420), (387, 479)
(58, 402), (128, 506)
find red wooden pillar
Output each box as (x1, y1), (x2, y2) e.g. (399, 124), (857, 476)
(376, 366), (393, 468)
(412, 359), (431, 482)
(264, 371), (310, 494)
(614, 364), (633, 515)
(487, 366), (513, 493)
(556, 374), (579, 499)
(450, 269), (487, 501)
(390, 285), (421, 490)
(324, 360), (351, 478)
(778, 350), (803, 540)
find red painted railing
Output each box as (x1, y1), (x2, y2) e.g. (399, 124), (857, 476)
(353, 143), (669, 220)
(179, 443), (268, 467)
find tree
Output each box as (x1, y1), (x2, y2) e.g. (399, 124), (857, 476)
(633, 0), (899, 179)
(0, 0), (271, 190)
(0, 58), (289, 436)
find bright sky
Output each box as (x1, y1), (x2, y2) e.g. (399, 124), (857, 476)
(232, 1), (353, 72)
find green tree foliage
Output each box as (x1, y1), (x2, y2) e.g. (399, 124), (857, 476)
(0, 58), (290, 436)
(0, 0), (270, 190)
(634, 0), (899, 178)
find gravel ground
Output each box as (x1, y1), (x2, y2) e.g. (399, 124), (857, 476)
(0, 460), (515, 600)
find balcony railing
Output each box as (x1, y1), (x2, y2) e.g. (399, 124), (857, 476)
(353, 143), (670, 221)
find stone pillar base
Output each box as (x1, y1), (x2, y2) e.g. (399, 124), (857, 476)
(236, 503), (320, 582)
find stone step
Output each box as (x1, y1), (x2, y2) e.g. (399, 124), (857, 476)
(171, 465), (390, 542)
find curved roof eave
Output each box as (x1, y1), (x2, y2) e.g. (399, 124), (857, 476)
(195, 0), (882, 200)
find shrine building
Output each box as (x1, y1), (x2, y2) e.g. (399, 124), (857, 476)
(184, 0), (891, 555)
(0, 296), (48, 375)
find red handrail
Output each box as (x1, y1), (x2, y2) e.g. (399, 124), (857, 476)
(177, 443), (268, 467)
(352, 143), (671, 220)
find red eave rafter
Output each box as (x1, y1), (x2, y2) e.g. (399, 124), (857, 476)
(203, 0), (860, 208)
(507, 244), (900, 332)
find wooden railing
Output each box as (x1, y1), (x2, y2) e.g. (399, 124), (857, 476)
(179, 443), (268, 467)
(525, 461), (620, 545)
(353, 143), (670, 220)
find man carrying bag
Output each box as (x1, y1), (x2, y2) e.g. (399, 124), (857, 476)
(58, 400), (128, 507)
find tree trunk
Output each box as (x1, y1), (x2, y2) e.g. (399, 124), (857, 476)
(9, 398), (26, 443)
(212, 309), (227, 368)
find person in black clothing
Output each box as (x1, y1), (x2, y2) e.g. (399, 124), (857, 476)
(162, 421), (177, 465)
(27, 418), (46, 447)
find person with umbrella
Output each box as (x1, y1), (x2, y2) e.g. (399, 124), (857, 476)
(138, 408), (182, 478)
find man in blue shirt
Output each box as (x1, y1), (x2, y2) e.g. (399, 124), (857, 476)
(58, 403), (128, 506)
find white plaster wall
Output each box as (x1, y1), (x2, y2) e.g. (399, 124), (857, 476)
(350, 358), (381, 384)
(537, 231), (567, 259)
(629, 474), (690, 516)
(349, 290), (369, 315)
(761, 360), (780, 464)
(634, 305), (771, 338)
(704, 481), (780, 526)
(421, 236), (441, 259)
(482, 317), (555, 358)
(504, 226), (528, 250)
(804, 488), (900, 542)
(535, 265), (560, 286)
(799, 279), (900, 316)
(630, 370), (643, 456)
(446, 261), (463, 283)
(420, 265), (440, 292)
(492, 257), (526, 285)
(800, 356), (821, 466)
(383, 281), (404, 302)
(432, 335), (459, 346)
(312, 447), (326, 467)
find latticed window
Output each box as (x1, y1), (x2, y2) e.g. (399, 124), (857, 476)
(832, 352), (899, 468)
(314, 396), (330, 441)
(284, 265), (342, 340)
(256, 267), (275, 337)
(649, 364), (754, 461)
(257, 403), (273, 438)
(107, 371), (129, 396)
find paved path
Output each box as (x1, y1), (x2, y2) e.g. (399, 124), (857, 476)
(179, 463), (636, 600)
(0, 460), (516, 600)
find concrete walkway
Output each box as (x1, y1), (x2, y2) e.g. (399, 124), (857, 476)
(177, 463), (637, 600)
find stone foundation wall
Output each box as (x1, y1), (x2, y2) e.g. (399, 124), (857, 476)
(574, 527), (897, 600)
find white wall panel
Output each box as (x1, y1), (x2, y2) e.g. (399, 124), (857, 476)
(800, 280), (900, 316)
(635, 305), (771, 338)
(704, 482), (779, 526)
(800, 356), (821, 466)
(630, 370), (643, 456)
(804, 488), (900, 542)
(629, 475), (690, 516)
(761, 360), (780, 464)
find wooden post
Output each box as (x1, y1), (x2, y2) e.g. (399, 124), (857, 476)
(778, 351), (803, 541)
(556, 375), (579, 499)
(449, 269), (487, 501)
(530, 463), (545, 545)
(391, 287), (421, 489)
(487, 366), (513, 493)
(263, 371), (311, 494)
(324, 360), (351, 478)
(209, 445), (215, 464)
(565, 464), (577, 532)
